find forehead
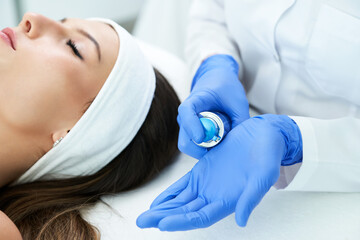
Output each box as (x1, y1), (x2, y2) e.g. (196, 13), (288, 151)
(66, 17), (119, 72)
(63, 17), (119, 59)
(62, 17), (117, 33)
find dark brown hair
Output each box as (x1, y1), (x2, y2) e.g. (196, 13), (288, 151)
(0, 69), (180, 240)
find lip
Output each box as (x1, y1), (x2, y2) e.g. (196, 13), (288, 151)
(0, 28), (16, 50)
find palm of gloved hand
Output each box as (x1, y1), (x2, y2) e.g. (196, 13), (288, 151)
(177, 54), (249, 159)
(137, 115), (288, 231)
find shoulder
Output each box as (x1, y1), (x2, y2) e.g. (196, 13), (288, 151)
(0, 211), (22, 240)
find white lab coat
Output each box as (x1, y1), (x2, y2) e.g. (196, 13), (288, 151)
(186, 0), (360, 192)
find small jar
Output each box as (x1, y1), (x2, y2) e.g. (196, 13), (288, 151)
(194, 111), (230, 148)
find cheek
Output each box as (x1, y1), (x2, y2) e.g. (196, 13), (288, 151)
(0, 49), (86, 133)
(0, 44), (16, 73)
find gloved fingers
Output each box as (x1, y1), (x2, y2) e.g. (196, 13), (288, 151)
(158, 200), (229, 231)
(162, 196), (206, 215)
(137, 187), (197, 229)
(150, 172), (191, 209)
(157, 197), (207, 231)
(179, 197), (206, 214)
(178, 124), (207, 159)
(137, 205), (189, 228)
(227, 110), (249, 128)
(223, 99), (250, 127)
(234, 179), (270, 227)
(177, 96), (214, 143)
(151, 183), (196, 211)
(179, 91), (250, 141)
(184, 95), (249, 133)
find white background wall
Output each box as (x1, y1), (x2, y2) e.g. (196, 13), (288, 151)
(0, 0), (144, 31)
(133, 0), (192, 59)
(0, 0), (18, 29)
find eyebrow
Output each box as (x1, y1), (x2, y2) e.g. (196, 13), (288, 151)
(60, 18), (101, 62)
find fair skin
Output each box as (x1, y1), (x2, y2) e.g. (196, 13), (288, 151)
(0, 12), (119, 187)
(0, 211), (22, 240)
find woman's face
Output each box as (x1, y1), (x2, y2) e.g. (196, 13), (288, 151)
(0, 12), (118, 142)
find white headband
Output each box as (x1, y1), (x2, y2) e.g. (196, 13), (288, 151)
(15, 18), (156, 184)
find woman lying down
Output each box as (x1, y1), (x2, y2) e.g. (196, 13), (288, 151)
(0, 12), (180, 240)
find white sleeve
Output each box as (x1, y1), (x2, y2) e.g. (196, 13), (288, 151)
(275, 116), (360, 192)
(186, 0), (242, 77)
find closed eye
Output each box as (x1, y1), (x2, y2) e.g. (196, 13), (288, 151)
(66, 39), (83, 60)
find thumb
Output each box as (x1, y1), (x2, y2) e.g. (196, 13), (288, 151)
(235, 179), (270, 227)
(178, 124), (207, 159)
(178, 99), (206, 143)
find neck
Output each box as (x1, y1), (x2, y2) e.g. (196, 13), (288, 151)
(0, 122), (46, 187)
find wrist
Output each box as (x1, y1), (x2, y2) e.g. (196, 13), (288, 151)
(263, 114), (303, 166)
(278, 115), (303, 166)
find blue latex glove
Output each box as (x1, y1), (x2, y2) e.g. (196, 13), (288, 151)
(137, 114), (302, 231)
(177, 54), (249, 159)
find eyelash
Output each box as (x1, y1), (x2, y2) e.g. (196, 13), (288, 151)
(66, 39), (83, 60)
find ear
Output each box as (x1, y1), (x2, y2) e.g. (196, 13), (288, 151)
(51, 129), (70, 145)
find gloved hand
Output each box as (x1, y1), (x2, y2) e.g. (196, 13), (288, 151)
(137, 114), (303, 231)
(177, 54), (249, 159)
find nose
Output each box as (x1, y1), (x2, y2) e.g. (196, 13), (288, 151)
(20, 12), (65, 39)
